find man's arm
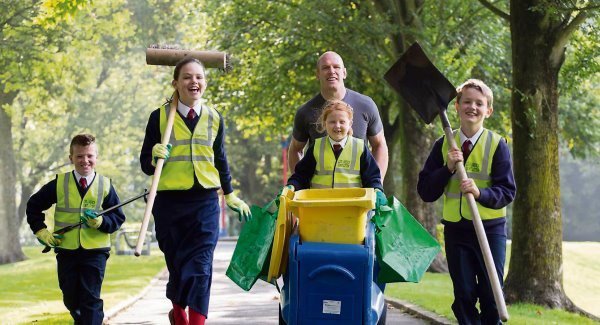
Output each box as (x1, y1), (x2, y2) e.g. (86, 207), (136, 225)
(287, 137), (307, 173)
(368, 131), (388, 180)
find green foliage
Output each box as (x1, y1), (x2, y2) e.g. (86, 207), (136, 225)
(3, 0), (194, 228)
(2, 0), (598, 258)
(419, 0), (512, 136)
(559, 21), (600, 158)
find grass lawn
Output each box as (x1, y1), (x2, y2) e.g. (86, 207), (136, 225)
(386, 241), (600, 324)
(0, 246), (165, 324)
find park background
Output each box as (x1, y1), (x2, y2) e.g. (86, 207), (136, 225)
(0, 0), (598, 323)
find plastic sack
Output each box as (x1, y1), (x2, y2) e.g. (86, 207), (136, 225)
(226, 199), (278, 291)
(372, 196), (441, 283)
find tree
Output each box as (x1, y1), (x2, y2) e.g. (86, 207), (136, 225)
(0, 0), (194, 264)
(0, 0), (88, 263)
(206, 0), (515, 272)
(497, 0), (599, 315)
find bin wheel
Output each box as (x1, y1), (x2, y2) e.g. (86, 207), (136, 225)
(377, 301), (387, 325)
(279, 304), (286, 325)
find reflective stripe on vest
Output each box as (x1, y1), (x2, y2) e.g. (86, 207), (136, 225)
(310, 136), (363, 188)
(441, 129), (505, 221)
(55, 172), (111, 249)
(158, 104), (221, 190)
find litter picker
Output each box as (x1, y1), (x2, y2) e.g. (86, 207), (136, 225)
(383, 42), (509, 322)
(134, 46), (232, 256)
(42, 189), (149, 253)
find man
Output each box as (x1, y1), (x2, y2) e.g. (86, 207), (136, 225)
(288, 51), (388, 179)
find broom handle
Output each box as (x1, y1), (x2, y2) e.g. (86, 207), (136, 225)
(146, 48), (226, 68)
(134, 91), (179, 256)
(440, 111), (509, 322)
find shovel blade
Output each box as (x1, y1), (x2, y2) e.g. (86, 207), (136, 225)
(384, 42), (457, 124)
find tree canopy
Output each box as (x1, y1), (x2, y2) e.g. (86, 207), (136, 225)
(1, 0), (598, 316)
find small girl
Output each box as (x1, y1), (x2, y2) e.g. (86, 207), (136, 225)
(286, 100), (383, 192)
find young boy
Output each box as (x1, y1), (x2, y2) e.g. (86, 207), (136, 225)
(286, 100), (384, 204)
(26, 134), (125, 325)
(417, 79), (516, 324)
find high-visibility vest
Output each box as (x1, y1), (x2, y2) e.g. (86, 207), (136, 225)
(442, 129), (506, 221)
(310, 136), (364, 188)
(54, 172), (111, 249)
(158, 104), (221, 190)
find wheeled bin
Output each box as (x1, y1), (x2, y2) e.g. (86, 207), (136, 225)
(276, 188), (386, 325)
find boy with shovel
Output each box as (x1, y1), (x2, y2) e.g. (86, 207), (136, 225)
(417, 79), (516, 324)
(26, 133), (126, 325)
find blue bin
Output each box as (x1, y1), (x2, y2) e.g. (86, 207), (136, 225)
(281, 222), (385, 324)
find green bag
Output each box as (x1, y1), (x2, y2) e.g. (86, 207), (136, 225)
(226, 199), (278, 291)
(372, 196), (441, 283)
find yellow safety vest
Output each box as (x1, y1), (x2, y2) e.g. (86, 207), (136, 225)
(442, 129), (506, 221)
(158, 104), (221, 190)
(54, 172), (111, 249)
(310, 136), (364, 188)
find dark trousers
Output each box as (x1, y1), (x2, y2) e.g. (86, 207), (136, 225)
(56, 249), (109, 325)
(445, 229), (506, 325)
(154, 191), (220, 316)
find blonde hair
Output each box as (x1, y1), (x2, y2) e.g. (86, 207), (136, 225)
(316, 100), (354, 136)
(456, 79), (494, 108)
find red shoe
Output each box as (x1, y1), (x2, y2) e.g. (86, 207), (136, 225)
(169, 305), (189, 325)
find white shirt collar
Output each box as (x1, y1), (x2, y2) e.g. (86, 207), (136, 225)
(73, 170), (95, 184)
(177, 100), (202, 118)
(328, 136), (348, 148)
(460, 128), (485, 147)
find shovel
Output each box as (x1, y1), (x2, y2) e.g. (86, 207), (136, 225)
(42, 189), (149, 253)
(383, 42), (508, 321)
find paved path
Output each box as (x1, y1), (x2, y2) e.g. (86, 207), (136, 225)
(106, 240), (433, 324)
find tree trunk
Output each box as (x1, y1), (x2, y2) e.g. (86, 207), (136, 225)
(399, 104), (448, 272)
(381, 103), (397, 196)
(504, 0), (573, 310)
(0, 91), (26, 264)
(378, 0), (448, 273)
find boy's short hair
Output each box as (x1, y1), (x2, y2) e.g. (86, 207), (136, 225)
(316, 100), (354, 136)
(456, 79), (493, 108)
(70, 134), (96, 154)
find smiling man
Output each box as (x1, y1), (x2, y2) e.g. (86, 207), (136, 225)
(288, 51), (388, 180)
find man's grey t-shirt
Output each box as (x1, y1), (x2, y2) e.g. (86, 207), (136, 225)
(292, 89), (383, 145)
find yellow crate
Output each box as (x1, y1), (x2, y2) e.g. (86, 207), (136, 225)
(289, 188), (375, 244)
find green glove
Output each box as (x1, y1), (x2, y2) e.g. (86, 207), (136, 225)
(35, 228), (63, 247)
(80, 209), (103, 229)
(225, 192), (252, 222)
(152, 143), (172, 166)
(375, 188), (388, 210)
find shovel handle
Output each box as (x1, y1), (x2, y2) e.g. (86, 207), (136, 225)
(135, 91), (179, 256)
(440, 111), (509, 321)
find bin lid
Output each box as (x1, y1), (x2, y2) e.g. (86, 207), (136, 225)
(289, 188), (375, 209)
(267, 187), (295, 282)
